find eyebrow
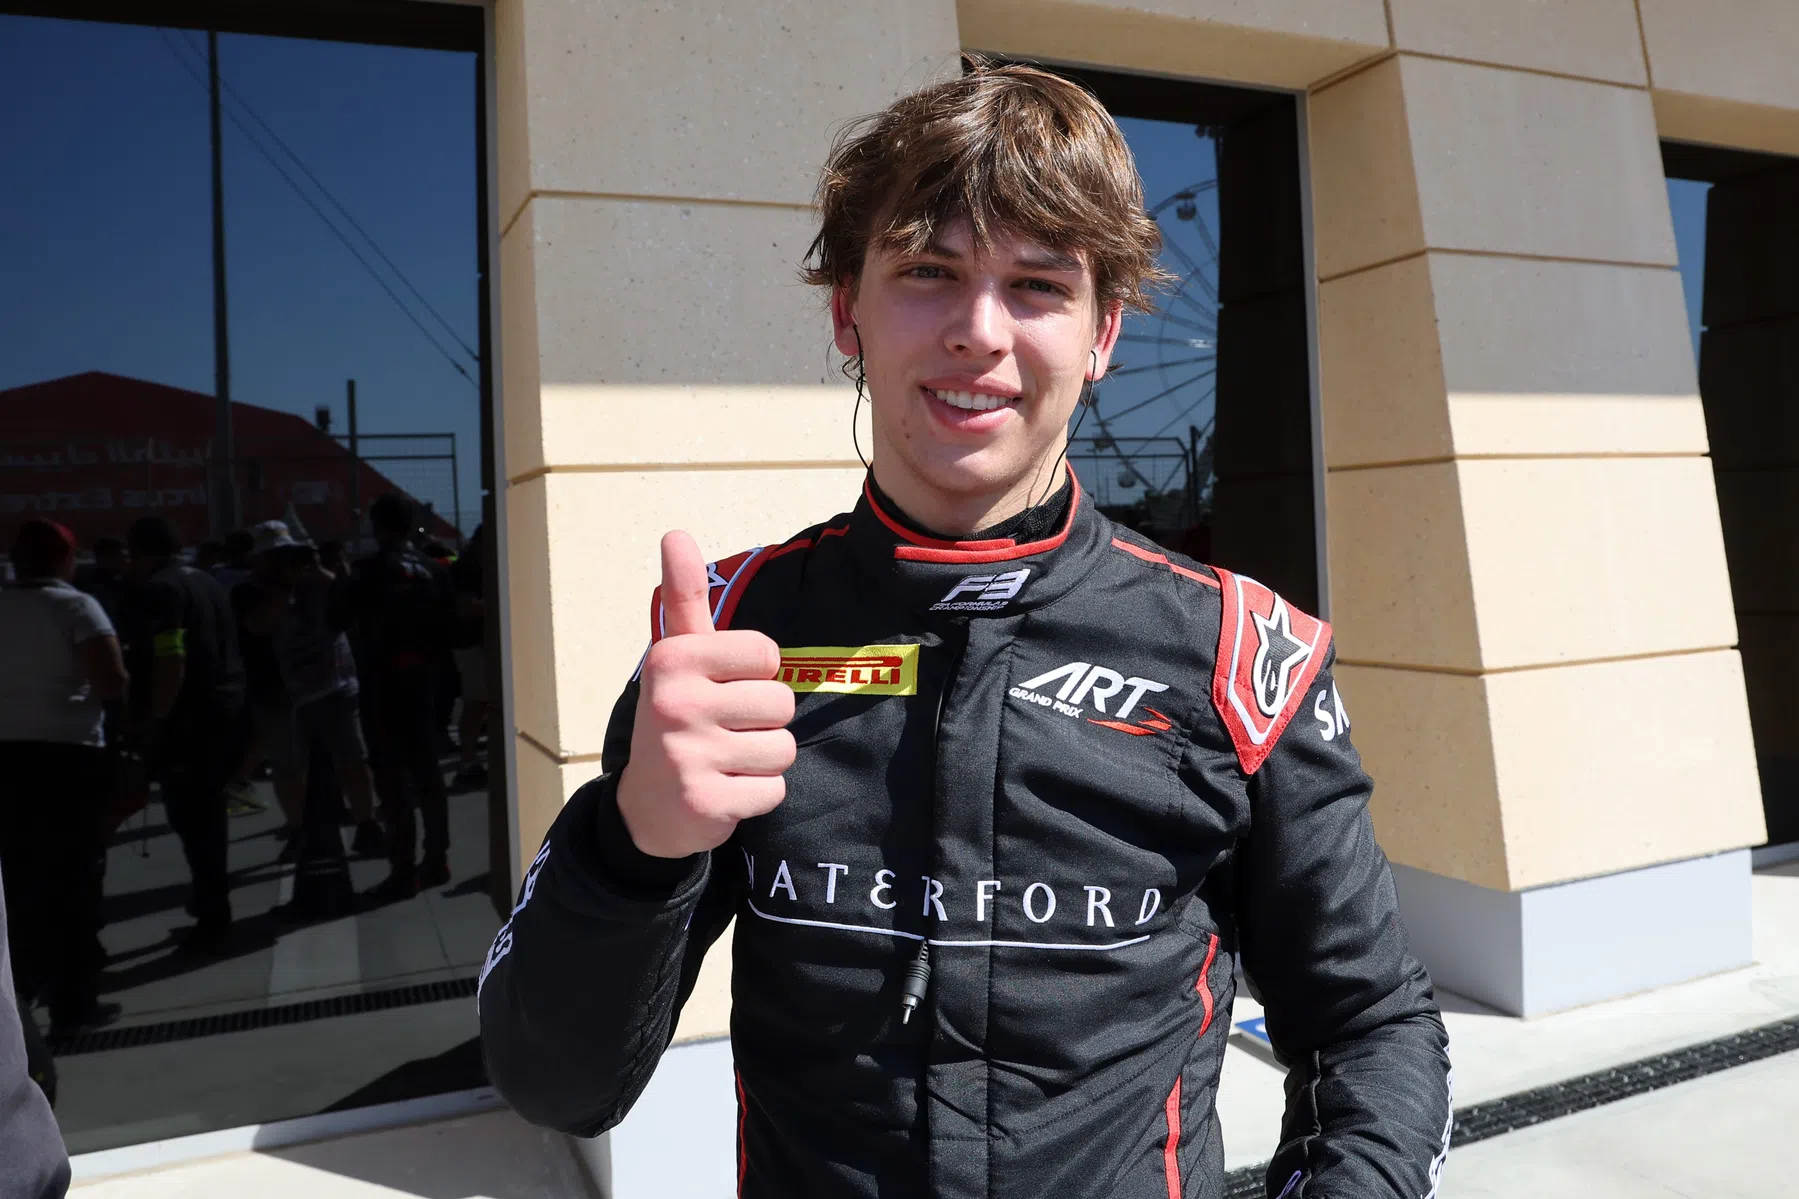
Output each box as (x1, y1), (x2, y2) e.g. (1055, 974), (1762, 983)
(919, 240), (1085, 274)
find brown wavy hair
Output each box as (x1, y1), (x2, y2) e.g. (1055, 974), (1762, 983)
(802, 58), (1172, 315)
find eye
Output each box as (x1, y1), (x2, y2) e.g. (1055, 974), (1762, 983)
(908, 264), (948, 280)
(1019, 278), (1065, 295)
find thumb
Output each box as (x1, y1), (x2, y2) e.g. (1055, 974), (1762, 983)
(658, 530), (715, 638)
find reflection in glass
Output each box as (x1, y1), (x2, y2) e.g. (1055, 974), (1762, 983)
(0, 9), (497, 1154)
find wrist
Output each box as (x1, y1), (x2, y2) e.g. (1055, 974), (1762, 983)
(614, 764), (688, 860)
(600, 768), (703, 889)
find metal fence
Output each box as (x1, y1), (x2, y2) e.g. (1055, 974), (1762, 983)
(1067, 431), (1210, 542)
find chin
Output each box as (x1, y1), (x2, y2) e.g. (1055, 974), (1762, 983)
(912, 447), (1044, 500)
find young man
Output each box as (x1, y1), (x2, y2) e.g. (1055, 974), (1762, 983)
(480, 63), (1452, 1198)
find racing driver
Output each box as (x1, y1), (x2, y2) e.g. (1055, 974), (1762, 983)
(480, 61), (1453, 1199)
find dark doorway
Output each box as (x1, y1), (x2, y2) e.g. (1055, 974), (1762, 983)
(1664, 140), (1799, 848)
(0, 0), (504, 1153)
(1040, 64), (1319, 612)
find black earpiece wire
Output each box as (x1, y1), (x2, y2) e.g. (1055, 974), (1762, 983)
(847, 324), (871, 472)
(1031, 348), (1098, 510)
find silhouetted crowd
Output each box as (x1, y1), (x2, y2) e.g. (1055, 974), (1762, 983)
(0, 496), (490, 1071)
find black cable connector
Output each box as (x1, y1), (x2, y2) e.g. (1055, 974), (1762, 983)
(899, 941), (932, 1025)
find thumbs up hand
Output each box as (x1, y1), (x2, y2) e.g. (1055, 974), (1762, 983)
(616, 531), (796, 858)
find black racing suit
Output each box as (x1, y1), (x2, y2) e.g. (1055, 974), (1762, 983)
(479, 476), (1452, 1198)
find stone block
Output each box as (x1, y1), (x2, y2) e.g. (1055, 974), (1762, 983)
(1458, 456), (1738, 669)
(955, 0), (1390, 92)
(1396, 56), (1676, 268)
(1326, 461), (1481, 670)
(1335, 663), (1508, 888)
(1640, 0), (1799, 115)
(1388, 0), (1647, 86)
(1308, 57), (1425, 279)
(498, 0), (959, 219)
(1487, 649), (1764, 889)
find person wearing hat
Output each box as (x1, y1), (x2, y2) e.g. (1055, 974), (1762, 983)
(0, 519), (128, 1037)
(241, 522), (386, 864)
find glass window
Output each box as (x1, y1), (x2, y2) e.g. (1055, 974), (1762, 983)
(0, 3), (502, 1153)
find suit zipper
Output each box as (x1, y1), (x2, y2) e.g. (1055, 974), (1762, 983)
(898, 617), (969, 1025)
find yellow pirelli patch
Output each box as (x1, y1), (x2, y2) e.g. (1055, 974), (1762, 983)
(779, 645), (918, 696)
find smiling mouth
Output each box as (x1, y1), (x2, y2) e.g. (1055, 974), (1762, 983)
(927, 387), (1019, 413)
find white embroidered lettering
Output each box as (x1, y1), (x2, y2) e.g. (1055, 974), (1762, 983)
(1137, 889), (1162, 925)
(921, 876), (947, 921)
(1020, 660), (1089, 700)
(976, 879), (1002, 922)
(769, 859), (797, 901)
(1085, 885), (1114, 928)
(817, 862), (849, 904)
(870, 869), (896, 910)
(1069, 665), (1125, 712)
(1115, 676), (1170, 719)
(1023, 883), (1057, 924)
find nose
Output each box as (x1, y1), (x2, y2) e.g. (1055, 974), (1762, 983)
(943, 283), (1009, 360)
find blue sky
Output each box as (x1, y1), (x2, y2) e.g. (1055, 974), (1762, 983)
(0, 14), (481, 530)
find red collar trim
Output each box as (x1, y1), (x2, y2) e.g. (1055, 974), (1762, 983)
(865, 469), (1083, 564)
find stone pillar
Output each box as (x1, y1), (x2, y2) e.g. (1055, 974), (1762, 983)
(1309, 11), (1765, 1015)
(494, 3), (959, 1190)
(1701, 163), (1799, 846)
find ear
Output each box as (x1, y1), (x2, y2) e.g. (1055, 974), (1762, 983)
(1089, 300), (1124, 381)
(831, 284), (860, 358)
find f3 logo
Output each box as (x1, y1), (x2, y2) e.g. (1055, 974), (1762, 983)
(931, 568), (1031, 612)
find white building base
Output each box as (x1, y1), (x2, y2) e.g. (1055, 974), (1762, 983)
(1391, 850), (1754, 1017)
(569, 1036), (736, 1199)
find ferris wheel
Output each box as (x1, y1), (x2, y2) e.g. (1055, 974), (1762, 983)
(1082, 170), (1220, 510)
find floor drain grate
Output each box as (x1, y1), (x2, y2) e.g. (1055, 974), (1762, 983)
(51, 976), (479, 1057)
(1221, 1013), (1799, 1196)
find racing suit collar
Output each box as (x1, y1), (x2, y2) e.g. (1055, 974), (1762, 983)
(845, 464), (1105, 617)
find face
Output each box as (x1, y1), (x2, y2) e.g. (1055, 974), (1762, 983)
(833, 220), (1122, 528)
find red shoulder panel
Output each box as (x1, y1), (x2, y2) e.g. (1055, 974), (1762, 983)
(1210, 567), (1331, 774)
(649, 547), (764, 645)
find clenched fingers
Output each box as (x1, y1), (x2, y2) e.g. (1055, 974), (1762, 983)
(653, 628), (781, 683)
(712, 680), (796, 731)
(712, 728), (797, 777)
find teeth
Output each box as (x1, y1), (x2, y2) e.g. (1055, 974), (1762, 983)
(932, 389), (1011, 412)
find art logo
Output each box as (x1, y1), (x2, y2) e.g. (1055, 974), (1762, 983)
(931, 568), (1031, 612)
(779, 645), (920, 695)
(1010, 660), (1173, 735)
